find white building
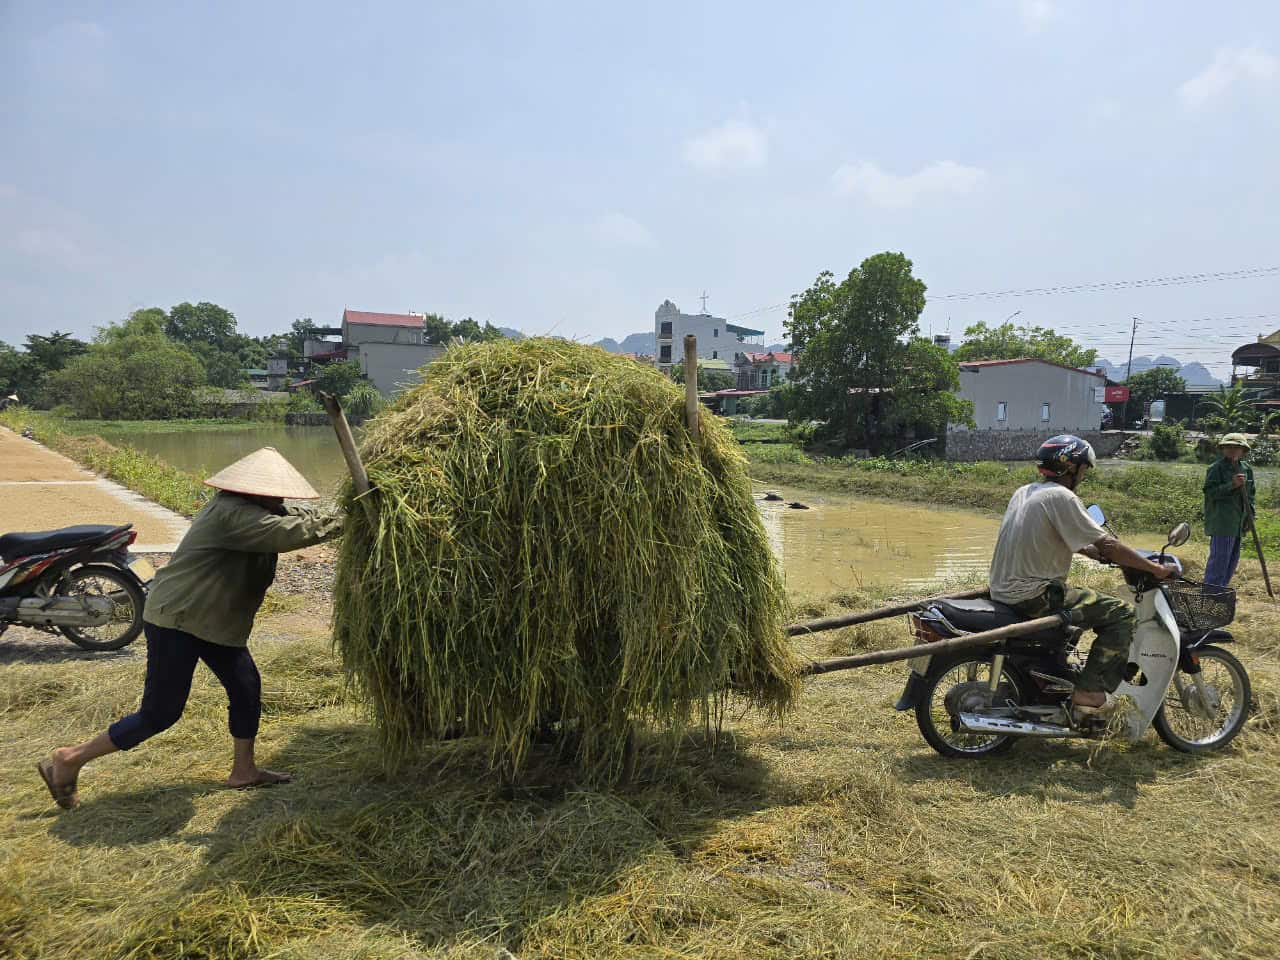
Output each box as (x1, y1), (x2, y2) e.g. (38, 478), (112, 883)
(653, 300), (764, 373)
(341, 309), (445, 396)
(947, 358), (1110, 460)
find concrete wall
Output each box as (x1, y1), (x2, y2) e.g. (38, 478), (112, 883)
(654, 300), (754, 370)
(946, 429), (1130, 462)
(355, 342), (445, 395)
(953, 361), (1106, 432)
(344, 321), (424, 346)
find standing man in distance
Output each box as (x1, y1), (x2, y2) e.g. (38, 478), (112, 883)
(1202, 433), (1255, 588)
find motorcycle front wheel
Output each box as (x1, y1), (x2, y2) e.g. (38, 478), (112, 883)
(1153, 645), (1251, 754)
(915, 655), (1030, 759)
(57, 565), (145, 651)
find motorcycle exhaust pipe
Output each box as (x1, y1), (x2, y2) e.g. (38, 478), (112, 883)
(957, 713), (1075, 738)
(1, 596), (115, 628)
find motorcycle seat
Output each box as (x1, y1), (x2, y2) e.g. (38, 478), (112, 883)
(932, 598), (1066, 644)
(0, 524), (131, 562)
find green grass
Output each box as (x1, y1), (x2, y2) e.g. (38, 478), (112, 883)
(57, 418), (276, 435)
(4, 559), (1279, 959)
(0, 407), (210, 517)
(729, 421), (792, 443)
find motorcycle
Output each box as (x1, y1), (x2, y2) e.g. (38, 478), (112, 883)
(0, 523), (153, 651)
(896, 505), (1252, 757)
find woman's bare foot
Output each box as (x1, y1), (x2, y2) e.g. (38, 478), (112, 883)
(225, 767), (292, 789)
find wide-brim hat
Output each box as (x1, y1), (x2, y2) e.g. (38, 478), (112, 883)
(1218, 433), (1252, 451)
(204, 447), (320, 499)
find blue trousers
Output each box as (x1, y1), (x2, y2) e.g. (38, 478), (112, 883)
(1204, 535), (1242, 587)
(108, 623), (261, 750)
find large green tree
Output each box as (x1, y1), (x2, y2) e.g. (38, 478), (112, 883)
(24, 330), (88, 372)
(165, 301), (238, 351)
(315, 359), (364, 398)
(785, 252), (971, 451)
(953, 321), (1097, 369)
(49, 311), (207, 419)
(1126, 367), (1186, 409)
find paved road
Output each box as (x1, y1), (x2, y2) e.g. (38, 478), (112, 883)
(0, 427), (190, 550)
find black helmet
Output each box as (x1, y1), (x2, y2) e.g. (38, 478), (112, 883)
(1036, 434), (1097, 477)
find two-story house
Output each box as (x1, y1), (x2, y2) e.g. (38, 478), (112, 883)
(653, 300), (764, 373)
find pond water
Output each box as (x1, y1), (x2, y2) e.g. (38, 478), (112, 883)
(99, 424), (999, 593)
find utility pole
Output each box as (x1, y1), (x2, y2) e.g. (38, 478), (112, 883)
(1124, 316), (1139, 429)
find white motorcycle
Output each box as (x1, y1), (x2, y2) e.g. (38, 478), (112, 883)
(897, 506), (1252, 757)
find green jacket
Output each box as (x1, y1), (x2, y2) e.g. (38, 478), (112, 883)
(144, 491), (344, 647)
(1203, 456), (1255, 538)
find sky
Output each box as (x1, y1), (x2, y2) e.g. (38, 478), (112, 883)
(1, 1), (1277, 376)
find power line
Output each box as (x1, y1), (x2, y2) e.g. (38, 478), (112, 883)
(724, 267), (1280, 320)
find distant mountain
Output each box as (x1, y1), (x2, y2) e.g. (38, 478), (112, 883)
(497, 326), (525, 340)
(1095, 355), (1221, 387)
(592, 332), (656, 355)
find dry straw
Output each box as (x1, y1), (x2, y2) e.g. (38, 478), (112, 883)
(332, 338), (799, 779)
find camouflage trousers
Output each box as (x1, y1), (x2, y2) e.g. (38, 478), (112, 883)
(1011, 582), (1135, 693)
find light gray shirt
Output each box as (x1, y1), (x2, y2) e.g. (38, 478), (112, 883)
(988, 481), (1106, 603)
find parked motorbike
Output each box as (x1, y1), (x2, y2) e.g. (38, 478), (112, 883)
(897, 506), (1252, 757)
(0, 524), (153, 651)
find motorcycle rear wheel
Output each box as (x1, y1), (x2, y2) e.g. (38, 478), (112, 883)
(1153, 645), (1250, 754)
(57, 565), (145, 651)
(915, 655), (1030, 759)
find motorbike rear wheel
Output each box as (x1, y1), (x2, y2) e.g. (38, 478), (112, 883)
(915, 655), (1031, 759)
(1153, 645), (1250, 754)
(57, 565), (145, 651)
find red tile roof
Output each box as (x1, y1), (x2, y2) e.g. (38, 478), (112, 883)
(342, 309), (423, 328)
(743, 351), (793, 364)
(957, 357), (1105, 379)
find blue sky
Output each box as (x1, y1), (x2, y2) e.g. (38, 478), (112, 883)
(2, 1), (1277, 375)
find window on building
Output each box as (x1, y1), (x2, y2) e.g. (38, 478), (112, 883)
(659, 321), (672, 338)
(659, 344), (672, 363)
(713, 328), (718, 337)
(712, 350), (718, 359)
(1041, 402), (1051, 422)
(996, 401), (1007, 422)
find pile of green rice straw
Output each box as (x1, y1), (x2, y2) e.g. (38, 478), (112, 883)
(333, 338), (799, 780)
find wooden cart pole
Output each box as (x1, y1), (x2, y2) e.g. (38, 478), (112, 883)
(787, 588), (989, 636)
(800, 614), (1065, 676)
(684, 334), (700, 440)
(320, 392), (371, 497)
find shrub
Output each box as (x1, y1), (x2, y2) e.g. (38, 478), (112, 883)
(1149, 421), (1185, 461)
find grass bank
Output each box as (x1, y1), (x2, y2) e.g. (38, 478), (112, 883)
(3, 560), (1278, 959)
(0, 408), (209, 517)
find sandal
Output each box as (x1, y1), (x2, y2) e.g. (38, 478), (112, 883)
(36, 759), (79, 810)
(1072, 692), (1120, 722)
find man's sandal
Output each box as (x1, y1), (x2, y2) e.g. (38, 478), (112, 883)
(36, 759), (79, 810)
(1072, 693), (1120, 723)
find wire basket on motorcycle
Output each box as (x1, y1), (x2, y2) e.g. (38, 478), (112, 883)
(1163, 580), (1236, 632)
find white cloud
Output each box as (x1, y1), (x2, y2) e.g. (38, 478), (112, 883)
(683, 119), (768, 172)
(831, 160), (985, 208)
(592, 212), (654, 248)
(1179, 46), (1277, 108)
(1018, 0), (1058, 33)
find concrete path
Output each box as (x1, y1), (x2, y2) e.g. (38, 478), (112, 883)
(0, 427), (190, 551)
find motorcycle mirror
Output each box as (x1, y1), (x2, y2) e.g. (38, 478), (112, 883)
(1166, 522), (1191, 548)
(1087, 504), (1106, 526)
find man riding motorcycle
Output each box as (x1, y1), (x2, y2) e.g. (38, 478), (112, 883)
(989, 435), (1177, 716)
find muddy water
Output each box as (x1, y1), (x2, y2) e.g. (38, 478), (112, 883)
(755, 484), (998, 593)
(99, 426), (1000, 592)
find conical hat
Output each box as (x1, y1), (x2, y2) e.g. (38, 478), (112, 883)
(204, 447), (320, 499)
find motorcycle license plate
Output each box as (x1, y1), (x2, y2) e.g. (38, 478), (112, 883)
(129, 558), (156, 583)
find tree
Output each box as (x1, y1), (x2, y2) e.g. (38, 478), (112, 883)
(1198, 384), (1259, 432)
(343, 382), (385, 418)
(191, 343), (251, 388)
(0, 342), (24, 395)
(24, 330), (88, 372)
(48, 311), (206, 419)
(423, 313), (454, 345)
(315, 360), (364, 398)
(953, 321), (1097, 369)
(785, 252), (969, 451)
(165, 302), (238, 351)
(671, 365), (737, 392)
(1126, 367), (1186, 409)
(424, 314), (505, 345)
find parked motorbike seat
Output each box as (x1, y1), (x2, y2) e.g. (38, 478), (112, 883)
(0, 524), (131, 562)
(932, 598), (1066, 644)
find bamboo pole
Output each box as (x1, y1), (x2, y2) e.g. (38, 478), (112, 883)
(683, 334), (700, 440)
(786, 587), (989, 637)
(800, 614), (1064, 676)
(320, 392), (371, 497)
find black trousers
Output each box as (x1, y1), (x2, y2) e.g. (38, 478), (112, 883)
(107, 622), (261, 750)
